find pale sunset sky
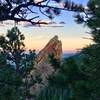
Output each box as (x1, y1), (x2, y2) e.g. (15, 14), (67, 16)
(0, 0), (92, 53)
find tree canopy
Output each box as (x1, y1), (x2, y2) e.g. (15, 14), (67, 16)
(0, 27), (37, 100)
(0, 0), (85, 25)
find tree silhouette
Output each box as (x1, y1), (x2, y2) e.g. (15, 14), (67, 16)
(75, 0), (100, 39)
(74, 0), (100, 99)
(0, 51), (22, 100)
(0, 26), (25, 73)
(0, 0), (85, 25)
(0, 26), (36, 76)
(75, 0), (100, 77)
(0, 27), (37, 99)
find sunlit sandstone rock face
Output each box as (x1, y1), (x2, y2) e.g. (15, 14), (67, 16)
(37, 35), (62, 64)
(29, 35), (62, 96)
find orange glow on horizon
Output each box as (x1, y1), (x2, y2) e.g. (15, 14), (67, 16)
(24, 37), (92, 53)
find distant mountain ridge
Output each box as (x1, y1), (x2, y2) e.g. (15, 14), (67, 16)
(63, 53), (75, 58)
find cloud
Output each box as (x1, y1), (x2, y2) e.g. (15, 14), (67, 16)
(19, 20), (50, 27)
(21, 20), (65, 28)
(0, 20), (14, 26)
(49, 21), (56, 24)
(37, 20), (65, 27)
(34, 0), (43, 3)
(59, 21), (66, 24)
(0, 19), (65, 28)
(0, 23), (5, 27)
(48, 24), (63, 27)
(20, 22), (33, 27)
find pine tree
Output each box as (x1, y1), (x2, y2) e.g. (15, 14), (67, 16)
(0, 27), (37, 100)
(0, 26), (36, 76)
(73, 0), (100, 99)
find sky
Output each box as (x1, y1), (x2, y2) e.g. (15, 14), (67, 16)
(0, 0), (92, 53)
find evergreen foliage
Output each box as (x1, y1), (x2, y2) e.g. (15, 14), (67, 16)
(0, 0), (100, 99)
(0, 27), (36, 100)
(0, 0), (84, 25)
(73, 0), (100, 99)
(0, 52), (22, 100)
(0, 26), (36, 76)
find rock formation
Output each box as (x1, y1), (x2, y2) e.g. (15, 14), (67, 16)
(37, 35), (62, 64)
(29, 35), (62, 97)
